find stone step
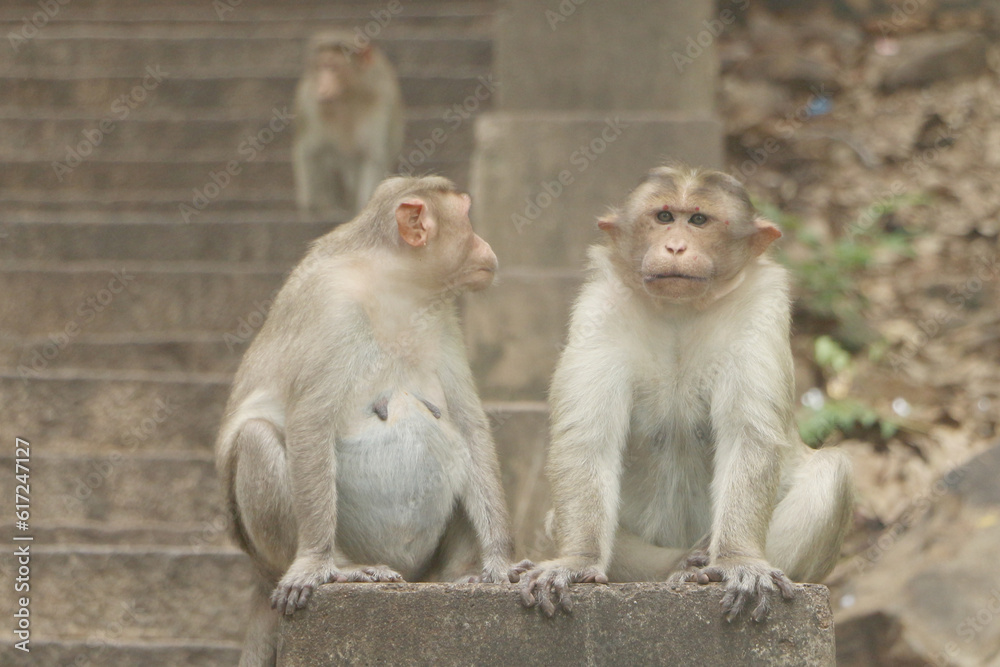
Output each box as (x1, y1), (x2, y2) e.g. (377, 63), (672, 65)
(0, 399), (548, 547)
(1, 117), (478, 162)
(0, 75), (494, 115)
(1, 373), (231, 455)
(0, 452), (222, 527)
(7, 160), (296, 193)
(0, 198), (299, 224)
(0, 262), (286, 337)
(0, 205), (301, 225)
(1, 334), (243, 374)
(1, 261), (566, 399)
(5, 157), (470, 193)
(3, 158), (469, 201)
(1, 521), (231, 547)
(0, 0), (495, 24)
(0, 261), (555, 337)
(1, 335), (243, 374)
(7, 36), (491, 78)
(0, 219), (332, 262)
(0, 640), (239, 667)
(0, 545), (253, 643)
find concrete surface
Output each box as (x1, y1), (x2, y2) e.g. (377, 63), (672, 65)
(278, 582), (835, 666)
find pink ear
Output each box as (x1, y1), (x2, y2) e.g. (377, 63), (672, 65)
(358, 44), (374, 67)
(750, 219), (782, 256)
(396, 199), (429, 247)
(597, 215), (618, 233)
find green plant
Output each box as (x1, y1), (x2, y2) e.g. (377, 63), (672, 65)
(797, 336), (902, 447)
(759, 197), (922, 332)
(799, 398), (900, 447)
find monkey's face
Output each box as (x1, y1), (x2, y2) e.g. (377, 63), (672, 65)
(311, 48), (358, 102)
(437, 193), (498, 293)
(611, 172), (777, 304)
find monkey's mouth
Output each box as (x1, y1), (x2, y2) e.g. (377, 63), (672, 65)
(644, 273), (708, 283)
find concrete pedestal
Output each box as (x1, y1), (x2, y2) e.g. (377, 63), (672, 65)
(277, 583), (836, 666)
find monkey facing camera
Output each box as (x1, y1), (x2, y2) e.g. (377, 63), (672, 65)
(216, 176), (515, 666)
(293, 32), (404, 218)
(514, 163), (854, 622)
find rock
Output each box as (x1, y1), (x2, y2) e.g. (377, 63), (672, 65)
(880, 32), (989, 92)
(278, 583), (836, 666)
(741, 54), (843, 93)
(834, 444), (1000, 666)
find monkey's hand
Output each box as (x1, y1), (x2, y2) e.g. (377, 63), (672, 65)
(514, 558), (608, 617)
(270, 555), (404, 615)
(676, 557), (795, 623)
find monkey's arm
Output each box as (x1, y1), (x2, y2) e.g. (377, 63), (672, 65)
(547, 333), (633, 571)
(438, 324), (513, 582)
(692, 313), (797, 621)
(518, 301), (634, 615)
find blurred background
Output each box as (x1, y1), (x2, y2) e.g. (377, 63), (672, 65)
(1, 0), (998, 665)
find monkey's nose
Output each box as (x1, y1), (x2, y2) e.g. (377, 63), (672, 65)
(666, 240), (687, 255)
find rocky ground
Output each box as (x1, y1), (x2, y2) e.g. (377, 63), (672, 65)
(719, 3), (1000, 662)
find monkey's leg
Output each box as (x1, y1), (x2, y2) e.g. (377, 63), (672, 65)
(238, 576), (278, 667)
(765, 448), (854, 582)
(608, 529), (690, 582)
(232, 419), (297, 574)
(419, 506), (481, 583)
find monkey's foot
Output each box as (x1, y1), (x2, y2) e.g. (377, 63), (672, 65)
(516, 559), (608, 617)
(666, 548), (711, 582)
(271, 560), (404, 616)
(507, 559), (536, 583)
(676, 558), (795, 622)
(454, 566), (511, 584)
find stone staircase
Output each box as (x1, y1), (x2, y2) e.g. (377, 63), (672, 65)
(0, 2), (552, 664)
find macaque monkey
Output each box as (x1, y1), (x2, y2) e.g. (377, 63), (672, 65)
(513, 164), (854, 621)
(216, 175), (514, 666)
(293, 32), (404, 217)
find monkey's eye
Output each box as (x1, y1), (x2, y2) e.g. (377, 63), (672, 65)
(655, 210), (674, 223)
(689, 213), (708, 226)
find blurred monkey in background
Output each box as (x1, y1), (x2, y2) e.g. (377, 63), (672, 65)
(293, 32), (404, 217)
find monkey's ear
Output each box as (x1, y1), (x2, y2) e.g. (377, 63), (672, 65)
(358, 45), (374, 67)
(750, 218), (782, 256)
(396, 199), (433, 247)
(597, 212), (619, 234)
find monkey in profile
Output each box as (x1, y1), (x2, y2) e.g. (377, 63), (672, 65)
(293, 32), (404, 217)
(514, 164), (854, 621)
(217, 175), (514, 666)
